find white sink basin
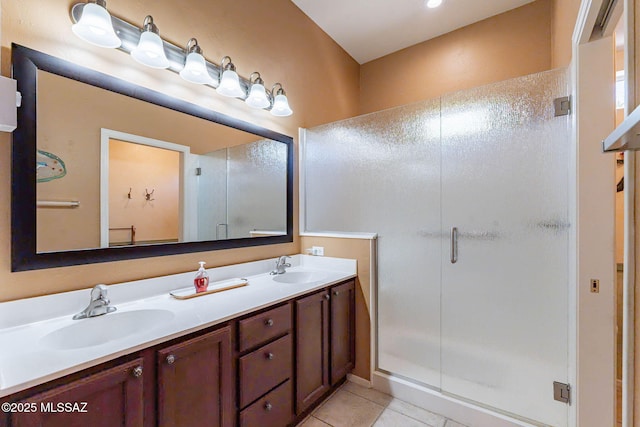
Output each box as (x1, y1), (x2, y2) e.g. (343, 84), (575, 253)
(40, 309), (175, 350)
(271, 271), (327, 284)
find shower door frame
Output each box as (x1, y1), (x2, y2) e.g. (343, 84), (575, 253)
(571, 0), (619, 426)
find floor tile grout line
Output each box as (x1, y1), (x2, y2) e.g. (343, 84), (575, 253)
(344, 387), (444, 427)
(313, 382), (457, 427)
(369, 408), (384, 426)
(312, 415), (335, 427)
(386, 406), (442, 427)
(341, 388), (389, 409)
(311, 384), (347, 417)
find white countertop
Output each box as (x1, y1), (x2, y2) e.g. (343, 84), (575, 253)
(0, 255), (356, 398)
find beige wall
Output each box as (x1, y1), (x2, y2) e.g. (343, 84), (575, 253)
(301, 236), (373, 381)
(551, 0), (581, 68)
(0, 0), (360, 301)
(359, 0), (553, 114)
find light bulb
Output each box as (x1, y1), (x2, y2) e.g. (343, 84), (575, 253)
(245, 83), (270, 109)
(131, 16), (170, 69)
(426, 0), (443, 8)
(72, 2), (121, 48)
(216, 69), (245, 98)
(271, 93), (293, 117)
(180, 52), (212, 84)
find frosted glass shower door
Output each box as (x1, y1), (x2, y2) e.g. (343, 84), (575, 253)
(440, 69), (569, 426)
(303, 101), (443, 387)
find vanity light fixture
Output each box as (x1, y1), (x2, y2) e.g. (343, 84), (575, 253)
(179, 38), (213, 84)
(245, 73), (271, 109)
(130, 16), (170, 69)
(216, 57), (245, 98)
(426, 0), (443, 8)
(71, 0), (121, 48)
(69, 3), (293, 116)
(270, 84), (293, 117)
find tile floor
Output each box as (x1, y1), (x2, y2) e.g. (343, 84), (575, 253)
(297, 381), (467, 427)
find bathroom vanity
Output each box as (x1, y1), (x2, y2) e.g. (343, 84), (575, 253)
(0, 255), (356, 427)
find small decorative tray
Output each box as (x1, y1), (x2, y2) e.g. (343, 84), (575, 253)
(170, 277), (249, 300)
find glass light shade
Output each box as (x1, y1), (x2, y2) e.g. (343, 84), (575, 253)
(131, 31), (170, 69)
(426, 0), (443, 8)
(72, 3), (121, 48)
(271, 94), (293, 117)
(180, 52), (212, 84)
(216, 69), (245, 98)
(245, 83), (270, 109)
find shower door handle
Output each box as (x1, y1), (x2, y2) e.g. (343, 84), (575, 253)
(450, 227), (458, 264)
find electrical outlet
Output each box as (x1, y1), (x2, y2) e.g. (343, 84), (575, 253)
(590, 279), (599, 293)
(312, 246), (324, 256)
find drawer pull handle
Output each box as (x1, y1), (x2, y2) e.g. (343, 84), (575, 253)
(166, 354), (176, 365)
(264, 402), (273, 411)
(266, 352), (274, 360)
(265, 318), (274, 327)
(132, 366), (143, 378)
(325, 294), (330, 300)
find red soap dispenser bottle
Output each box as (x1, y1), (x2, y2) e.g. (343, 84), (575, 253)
(194, 261), (209, 293)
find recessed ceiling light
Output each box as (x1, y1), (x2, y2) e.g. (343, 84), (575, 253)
(426, 0), (443, 8)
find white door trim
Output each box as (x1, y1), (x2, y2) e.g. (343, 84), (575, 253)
(99, 129), (192, 248)
(572, 1), (619, 426)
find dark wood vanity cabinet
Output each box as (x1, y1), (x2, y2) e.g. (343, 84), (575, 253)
(4, 278), (355, 427)
(236, 303), (294, 427)
(330, 280), (356, 385)
(157, 326), (233, 427)
(295, 289), (331, 414)
(5, 327), (233, 427)
(9, 358), (144, 427)
(295, 279), (356, 415)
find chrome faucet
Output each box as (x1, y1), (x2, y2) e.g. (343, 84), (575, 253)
(270, 255), (291, 275)
(73, 284), (117, 320)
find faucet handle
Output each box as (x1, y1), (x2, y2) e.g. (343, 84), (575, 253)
(90, 284), (108, 300)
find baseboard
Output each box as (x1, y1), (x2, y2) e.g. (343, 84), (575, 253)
(372, 371), (539, 427)
(347, 373), (372, 388)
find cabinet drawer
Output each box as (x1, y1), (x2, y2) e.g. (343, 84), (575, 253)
(238, 303), (291, 352)
(239, 334), (292, 408)
(240, 379), (292, 427)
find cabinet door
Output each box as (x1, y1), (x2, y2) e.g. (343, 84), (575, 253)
(157, 326), (233, 427)
(295, 290), (330, 414)
(330, 280), (355, 385)
(11, 359), (144, 427)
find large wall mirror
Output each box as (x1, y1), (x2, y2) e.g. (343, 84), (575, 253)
(11, 44), (293, 271)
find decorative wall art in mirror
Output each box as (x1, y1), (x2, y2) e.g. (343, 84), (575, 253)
(11, 44), (293, 272)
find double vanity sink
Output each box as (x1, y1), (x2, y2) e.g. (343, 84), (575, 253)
(0, 254), (356, 398)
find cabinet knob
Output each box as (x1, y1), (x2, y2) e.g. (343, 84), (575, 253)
(166, 354), (176, 365)
(132, 366), (143, 378)
(334, 291), (339, 296)
(265, 352), (274, 360)
(325, 294), (330, 300)
(264, 402), (273, 411)
(265, 318), (274, 327)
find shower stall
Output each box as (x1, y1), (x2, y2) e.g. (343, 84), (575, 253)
(302, 68), (570, 426)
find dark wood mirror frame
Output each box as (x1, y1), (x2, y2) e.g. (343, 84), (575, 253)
(11, 44), (294, 272)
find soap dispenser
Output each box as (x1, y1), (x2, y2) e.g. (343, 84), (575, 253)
(194, 261), (209, 293)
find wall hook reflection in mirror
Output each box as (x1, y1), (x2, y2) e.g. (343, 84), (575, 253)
(145, 188), (155, 201)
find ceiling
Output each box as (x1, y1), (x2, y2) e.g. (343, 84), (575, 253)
(292, 0), (537, 64)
